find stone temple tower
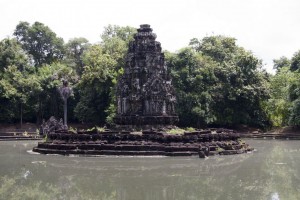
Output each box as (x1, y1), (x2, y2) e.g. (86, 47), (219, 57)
(114, 24), (178, 126)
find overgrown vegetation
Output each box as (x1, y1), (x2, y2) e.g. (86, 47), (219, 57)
(0, 21), (300, 129)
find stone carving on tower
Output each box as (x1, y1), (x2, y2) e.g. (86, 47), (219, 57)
(114, 24), (178, 126)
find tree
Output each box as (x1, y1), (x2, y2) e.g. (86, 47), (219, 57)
(0, 65), (40, 126)
(167, 35), (271, 128)
(166, 48), (217, 127)
(0, 38), (37, 124)
(192, 35), (237, 63)
(290, 50), (300, 72)
(0, 38), (30, 73)
(74, 45), (117, 124)
(289, 99), (300, 126)
(34, 62), (77, 124)
(197, 36), (270, 128)
(287, 52), (300, 125)
(65, 37), (90, 76)
(100, 25), (136, 70)
(267, 51), (300, 127)
(266, 67), (294, 126)
(273, 56), (290, 71)
(99, 25), (136, 124)
(14, 21), (65, 67)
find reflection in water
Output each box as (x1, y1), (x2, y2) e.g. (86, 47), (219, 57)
(271, 193), (280, 200)
(22, 170), (32, 179)
(0, 140), (300, 200)
(261, 141), (300, 200)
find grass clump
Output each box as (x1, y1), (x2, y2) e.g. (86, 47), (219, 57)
(185, 127), (196, 132)
(68, 126), (77, 133)
(166, 128), (185, 134)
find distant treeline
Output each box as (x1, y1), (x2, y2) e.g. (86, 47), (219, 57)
(1, 21), (300, 129)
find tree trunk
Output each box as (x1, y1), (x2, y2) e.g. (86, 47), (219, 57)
(64, 99), (67, 126)
(37, 95), (43, 125)
(20, 103), (23, 128)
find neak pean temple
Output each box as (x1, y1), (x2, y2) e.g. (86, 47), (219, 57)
(33, 25), (253, 158)
(114, 24), (178, 127)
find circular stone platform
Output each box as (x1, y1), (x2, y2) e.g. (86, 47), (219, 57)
(33, 128), (253, 158)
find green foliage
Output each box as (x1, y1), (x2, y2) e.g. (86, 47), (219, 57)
(168, 35), (271, 128)
(290, 50), (300, 71)
(68, 126), (77, 133)
(34, 62), (77, 123)
(185, 127), (196, 132)
(266, 52), (300, 127)
(65, 37), (90, 75)
(74, 25), (136, 125)
(0, 65), (40, 122)
(96, 126), (106, 132)
(86, 126), (106, 132)
(193, 36), (237, 63)
(100, 25), (136, 70)
(0, 38), (38, 123)
(0, 38), (30, 72)
(3, 21), (300, 129)
(100, 25), (136, 124)
(273, 56), (290, 71)
(14, 21), (65, 66)
(266, 67), (294, 126)
(287, 67), (300, 125)
(44, 134), (48, 142)
(74, 45), (117, 124)
(166, 48), (217, 127)
(166, 128), (186, 134)
(289, 99), (300, 125)
(166, 127), (195, 134)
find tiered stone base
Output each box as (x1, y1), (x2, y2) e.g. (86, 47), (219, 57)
(113, 115), (179, 125)
(33, 129), (253, 158)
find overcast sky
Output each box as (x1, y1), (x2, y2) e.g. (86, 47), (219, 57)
(1, 0), (300, 72)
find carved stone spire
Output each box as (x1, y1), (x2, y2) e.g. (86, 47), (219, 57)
(114, 24), (178, 126)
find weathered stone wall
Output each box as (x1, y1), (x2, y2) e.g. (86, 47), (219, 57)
(114, 24), (178, 125)
(33, 128), (253, 158)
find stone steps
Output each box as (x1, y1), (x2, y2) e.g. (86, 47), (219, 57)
(33, 141), (252, 158)
(0, 135), (42, 141)
(32, 128), (253, 158)
(241, 133), (300, 140)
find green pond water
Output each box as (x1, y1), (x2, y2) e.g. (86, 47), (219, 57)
(0, 139), (300, 200)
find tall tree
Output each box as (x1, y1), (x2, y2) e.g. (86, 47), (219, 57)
(14, 21), (65, 67)
(0, 38), (30, 73)
(0, 38), (37, 124)
(34, 62), (77, 124)
(167, 35), (271, 128)
(290, 50), (300, 72)
(65, 37), (90, 76)
(100, 25), (136, 124)
(287, 51), (300, 125)
(74, 45), (117, 124)
(0, 65), (40, 126)
(266, 67), (294, 126)
(100, 25), (136, 70)
(74, 25), (136, 125)
(197, 36), (270, 128)
(273, 56), (290, 71)
(166, 48), (217, 127)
